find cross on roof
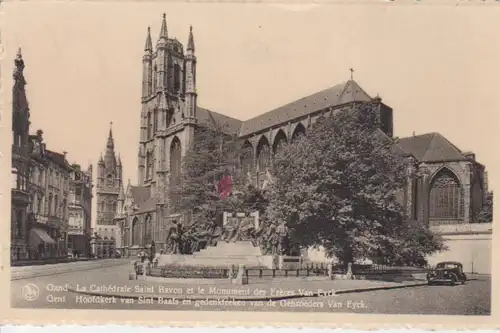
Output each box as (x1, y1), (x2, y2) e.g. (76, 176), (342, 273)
(349, 68), (354, 80)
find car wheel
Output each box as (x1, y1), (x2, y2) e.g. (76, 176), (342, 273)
(450, 277), (457, 286)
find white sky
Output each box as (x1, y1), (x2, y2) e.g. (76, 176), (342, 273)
(3, 2), (499, 226)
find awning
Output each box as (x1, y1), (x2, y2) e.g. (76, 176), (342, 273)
(29, 228), (56, 247)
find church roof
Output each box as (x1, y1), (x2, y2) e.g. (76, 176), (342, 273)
(137, 197), (157, 213)
(239, 80), (371, 137)
(130, 185), (150, 205)
(196, 106), (242, 135)
(371, 128), (409, 157)
(128, 185), (158, 213)
(396, 132), (469, 163)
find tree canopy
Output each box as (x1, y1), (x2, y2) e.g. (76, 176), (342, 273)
(168, 123), (267, 252)
(262, 100), (446, 266)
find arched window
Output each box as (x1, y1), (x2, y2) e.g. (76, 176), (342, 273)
(62, 199), (67, 219)
(54, 195), (59, 217)
(170, 137), (182, 180)
(107, 200), (114, 214)
(37, 196), (43, 215)
(153, 109), (158, 133)
(256, 137), (270, 172)
(47, 194), (53, 216)
(148, 65), (153, 94)
(240, 141), (254, 176)
(132, 217), (140, 246)
(429, 168), (463, 219)
(106, 174), (113, 187)
(146, 152), (153, 180)
(170, 137), (182, 209)
(147, 112), (152, 139)
(291, 123), (306, 142)
(273, 130), (287, 155)
(152, 64), (157, 92)
(174, 64), (181, 92)
(145, 214), (152, 242)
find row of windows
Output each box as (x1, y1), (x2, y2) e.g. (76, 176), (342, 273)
(31, 165), (69, 192)
(30, 193), (68, 219)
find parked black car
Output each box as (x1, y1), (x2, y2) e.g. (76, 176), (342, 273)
(427, 261), (467, 286)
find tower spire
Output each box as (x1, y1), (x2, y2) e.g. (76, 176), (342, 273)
(104, 121), (117, 171)
(159, 13), (168, 41)
(187, 25), (195, 52)
(107, 121), (114, 149)
(144, 27), (152, 52)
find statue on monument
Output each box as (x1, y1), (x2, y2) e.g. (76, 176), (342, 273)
(219, 214), (257, 243)
(165, 220), (182, 254)
(277, 222), (289, 255)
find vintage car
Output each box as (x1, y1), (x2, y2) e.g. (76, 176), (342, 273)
(427, 261), (467, 285)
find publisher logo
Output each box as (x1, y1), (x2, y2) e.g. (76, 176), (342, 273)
(22, 283), (40, 301)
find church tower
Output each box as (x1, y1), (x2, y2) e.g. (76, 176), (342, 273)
(137, 14), (198, 212)
(96, 123), (122, 227)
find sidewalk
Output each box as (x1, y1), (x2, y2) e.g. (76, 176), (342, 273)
(11, 258), (131, 280)
(67, 277), (427, 301)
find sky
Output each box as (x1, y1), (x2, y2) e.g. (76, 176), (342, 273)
(3, 2), (500, 226)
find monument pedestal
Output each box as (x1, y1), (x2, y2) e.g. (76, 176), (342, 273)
(157, 241), (275, 268)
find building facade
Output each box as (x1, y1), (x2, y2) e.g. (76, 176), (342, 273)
(27, 130), (73, 261)
(93, 125), (122, 257)
(11, 48), (32, 261)
(115, 15), (491, 268)
(67, 164), (93, 257)
(11, 49), (78, 264)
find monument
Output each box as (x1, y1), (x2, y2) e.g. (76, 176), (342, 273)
(157, 211), (277, 268)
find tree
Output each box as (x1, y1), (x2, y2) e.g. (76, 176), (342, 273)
(168, 122), (267, 252)
(477, 191), (493, 223)
(262, 100), (445, 266)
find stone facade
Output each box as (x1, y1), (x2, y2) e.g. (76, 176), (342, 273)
(114, 15), (490, 258)
(67, 164), (93, 257)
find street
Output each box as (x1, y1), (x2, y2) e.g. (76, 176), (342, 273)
(11, 264), (490, 315)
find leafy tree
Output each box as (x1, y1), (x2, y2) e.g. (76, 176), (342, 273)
(373, 219), (447, 266)
(168, 122), (267, 252)
(262, 100), (445, 266)
(477, 191), (493, 223)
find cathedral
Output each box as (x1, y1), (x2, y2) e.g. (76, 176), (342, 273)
(111, 14), (490, 268)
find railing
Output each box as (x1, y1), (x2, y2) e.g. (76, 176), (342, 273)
(148, 261), (431, 280)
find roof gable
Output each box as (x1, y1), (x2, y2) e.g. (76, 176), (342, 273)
(396, 132), (468, 163)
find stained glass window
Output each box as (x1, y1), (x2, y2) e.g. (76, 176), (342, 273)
(429, 168), (463, 219)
